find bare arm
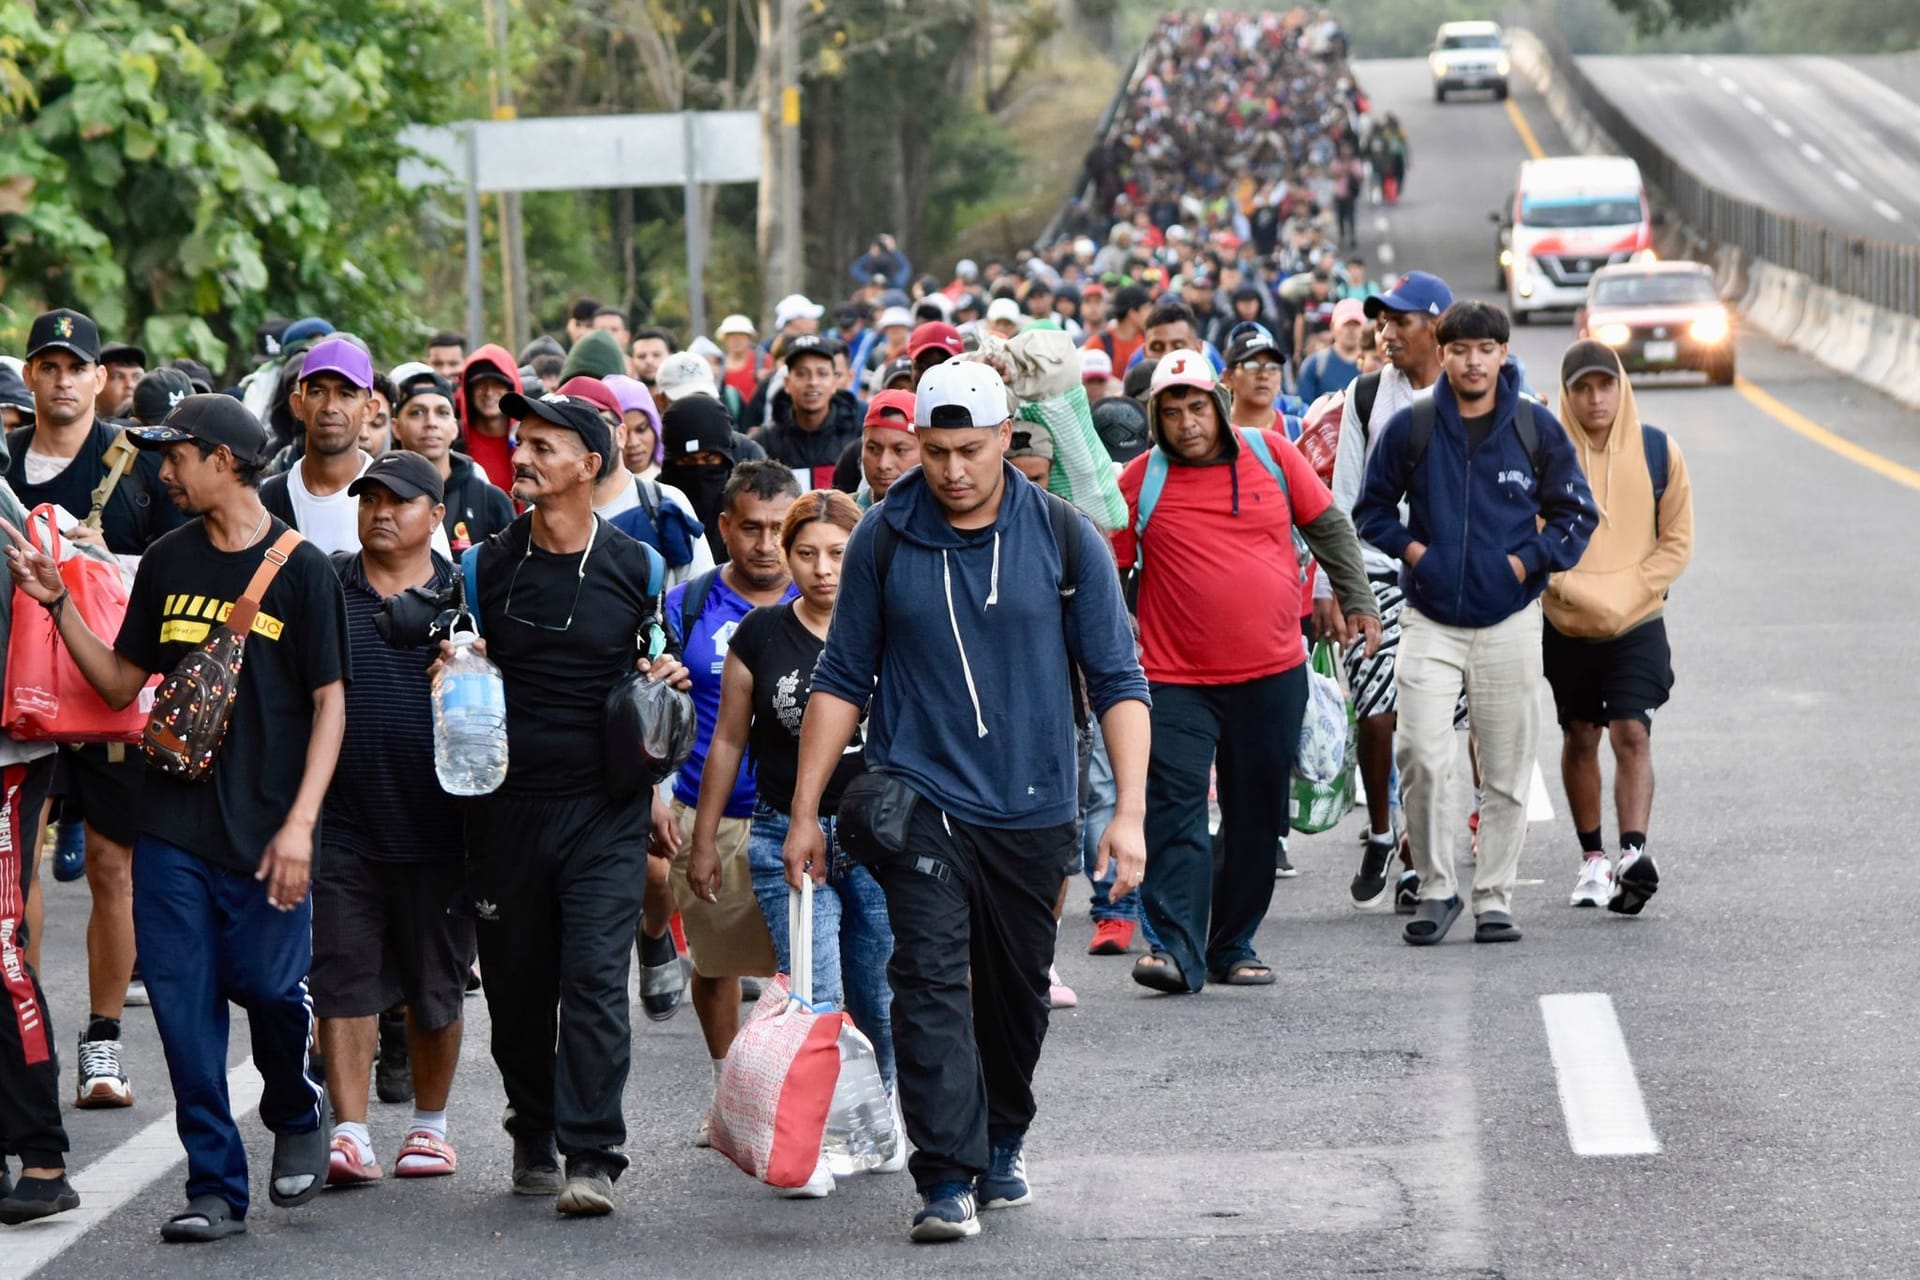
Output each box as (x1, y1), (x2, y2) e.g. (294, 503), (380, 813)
(2, 519), (153, 708)
(256, 679), (345, 911)
(1093, 698), (1150, 899)
(686, 652), (754, 901)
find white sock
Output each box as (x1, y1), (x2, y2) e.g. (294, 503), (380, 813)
(1472, 787), (1484, 812)
(1370, 827), (1392, 843)
(333, 1120), (374, 1160)
(711, 1057), (726, 1085)
(409, 1108), (447, 1140)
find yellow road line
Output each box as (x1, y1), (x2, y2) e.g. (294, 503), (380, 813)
(1504, 97), (1546, 161)
(1733, 376), (1920, 492)
(1500, 83), (1920, 492)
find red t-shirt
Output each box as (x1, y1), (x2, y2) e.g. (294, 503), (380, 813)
(462, 431), (515, 495)
(1113, 428), (1331, 685)
(1084, 329), (1144, 375)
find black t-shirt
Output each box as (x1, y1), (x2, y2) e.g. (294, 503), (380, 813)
(322, 552), (464, 862)
(833, 439), (863, 495)
(729, 602), (864, 815)
(1462, 410), (1496, 454)
(6, 419), (188, 555)
(114, 518), (351, 872)
(474, 514), (666, 798)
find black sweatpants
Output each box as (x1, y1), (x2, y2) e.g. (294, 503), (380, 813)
(871, 803), (1073, 1192)
(0, 757), (63, 1168)
(1140, 667), (1307, 991)
(466, 788), (649, 1174)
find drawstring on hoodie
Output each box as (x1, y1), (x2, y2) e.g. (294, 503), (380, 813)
(942, 547), (992, 738)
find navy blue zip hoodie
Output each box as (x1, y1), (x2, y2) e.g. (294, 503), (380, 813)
(1354, 364), (1596, 628)
(810, 463), (1149, 830)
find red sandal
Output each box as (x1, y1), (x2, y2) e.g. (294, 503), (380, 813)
(394, 1130), (458, 1178)
(327, 1135), (383, 1187)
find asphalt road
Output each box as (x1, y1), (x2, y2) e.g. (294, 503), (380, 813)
(1580, 53), (1920, 242)
(13, 58), (1920, 1280)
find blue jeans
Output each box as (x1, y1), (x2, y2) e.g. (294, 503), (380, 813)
(747, 802), (896, 1087)
(133, 836), (324, 1217)
(1079, 718), (1142, 925)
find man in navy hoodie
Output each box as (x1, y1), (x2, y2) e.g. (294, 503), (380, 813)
(1355, 301), (1596, 947)
(786, 360), (1149, 1244)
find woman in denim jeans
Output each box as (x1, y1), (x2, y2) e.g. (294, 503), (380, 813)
(686, 491), (899, 1192)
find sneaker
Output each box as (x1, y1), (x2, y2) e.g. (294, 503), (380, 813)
(1609, 847), (1659, 915)
(638, 929), (686, 1022)
(75, 1036), (132, 1108)
(123, 966), (149, 1008)
(464, 964), (482, 995)
(0, 1172), (79, 1225)
(693, 1112), (712, 1149)
(910, 1181), (981, 1243)
(1046, 965), (1078, 1010)
(375, 1010), (413, 1104)
(1350, 837), (1395, 908)
(1393, 870), (1421, 915)
(511, 1132), (564, 1197)
(1570, 855), (1613, 908)
(51, 822), (85, 883)
(976, 1137), (1032, 1209)
(740, 976), (765, 1002)
(1274, 840), (1298, 879)
(556, 1163), (615, 1216)
(775, 1153), (834, 1200)
(1087, 919), (1135, 956)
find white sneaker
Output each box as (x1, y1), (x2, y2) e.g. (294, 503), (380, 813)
(1046, 965), (1078, 1009)
(123, 980), (149, 1008)
(775, 1153), (834, 1199)
(75, 1036), (133, 1108)
(693, 1111), (712, 1148)
(1569, 855), (1613, 908)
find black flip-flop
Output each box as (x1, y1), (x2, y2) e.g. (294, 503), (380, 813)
(161, 1195), (247, 1243)
(1209, 962), (1277, 986)
(1131, 951), (1193, 995)
(1403, 895), (1463, 946)
(1473, 911), (1522, 944)
(268, 1088), (330, 1208)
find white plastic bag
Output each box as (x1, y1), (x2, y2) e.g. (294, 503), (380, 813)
(1294, 640), (1350, 785)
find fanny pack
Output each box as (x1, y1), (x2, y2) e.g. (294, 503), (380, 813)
(835, 772), (921, 866)
(142, 529), (303, 781)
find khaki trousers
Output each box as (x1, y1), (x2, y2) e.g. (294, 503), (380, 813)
(1395, 601), (1542, 915)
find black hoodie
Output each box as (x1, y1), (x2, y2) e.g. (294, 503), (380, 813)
(749, 388), (862, 489)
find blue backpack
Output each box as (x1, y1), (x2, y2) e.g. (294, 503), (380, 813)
(459, 523), (665, 639)
(607, 477), (702, 570)
(1134, 427), (1309, 581)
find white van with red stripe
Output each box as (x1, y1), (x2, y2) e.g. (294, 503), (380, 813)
(1497, 156), (1656, 324)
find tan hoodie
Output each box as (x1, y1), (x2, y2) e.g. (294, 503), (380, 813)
(1544, 357), (1694, 639)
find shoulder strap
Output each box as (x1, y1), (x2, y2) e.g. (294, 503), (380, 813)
(1236, 427), (1292, 500)
(327, 549), (358, 580)
(460, 543), (483, 636)
(1642, 425), (1670, 504)
(1133, 449), (1171, 538)
(1353, 371), (1381, 438)
(1041, 491), (1089, 729)
(679, 566), (721, 643)
(635, 476), (660, 520)
(84, 431), (140, 530)
(636, 536), (665, 599)
(226, 529), (304, 639)
(1515, 396), (1540, 470)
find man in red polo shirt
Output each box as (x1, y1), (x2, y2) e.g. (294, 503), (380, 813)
(1114, 352), (1378, 995)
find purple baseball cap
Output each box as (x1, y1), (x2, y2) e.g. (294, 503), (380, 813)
(298, 336), (374, 389)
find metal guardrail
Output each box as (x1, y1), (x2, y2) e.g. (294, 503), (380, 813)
(1036, 46), (1144, 250)
(1529, 27), (1920, 318)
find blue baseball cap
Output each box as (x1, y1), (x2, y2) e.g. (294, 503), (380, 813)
(298, 336), (374, 389)
(1365, 271), (1454, 320)
(281, 316), (335, 347)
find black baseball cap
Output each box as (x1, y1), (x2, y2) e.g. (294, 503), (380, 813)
(879, 355), (916, 391)
(129, 393), (272, 464)
(348, 450), (445, 504)
(98, 342), (147, 369)
(170, 357), (215, 394)
(1561, 339), (1623, 388)
(393, 369), (456, 413)
(0, 364), (33, 417)
(26, 309), (100, 363)
(1224, 328), (1284, 369)
(782, 334), (840, 368)
(501, 390), (613, 464)
(131, 367), (196, 426)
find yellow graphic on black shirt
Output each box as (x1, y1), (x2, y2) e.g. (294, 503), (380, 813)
(157, 594), (285, 645)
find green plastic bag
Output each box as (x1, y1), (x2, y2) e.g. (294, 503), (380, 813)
(1289, 642), (1357, 835)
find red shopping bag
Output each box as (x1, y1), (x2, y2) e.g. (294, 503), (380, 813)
(707, 878), (847, 1188)
(2, 505), (150, 743)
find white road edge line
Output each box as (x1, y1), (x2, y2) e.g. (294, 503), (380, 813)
(1526, 760), (1555, 822)
(4, 1058), (266, 1280)
(1539, 994), (1661, 1157)
(1833, 170), (1862, 192)
(1376, 242), (1397, 266)
(1799, 142), (1825, 164)
(1740, 94), (1766, 116)
(1769, 118), (1793, 139)
(1870, 198), (1903, 223)
(1717, 76), (1739, 95)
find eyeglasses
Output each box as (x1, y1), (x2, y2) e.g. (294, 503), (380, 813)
(1237, 361), (1284, 375)
(504, 517), (598, 632)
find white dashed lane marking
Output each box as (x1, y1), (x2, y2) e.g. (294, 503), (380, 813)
(1870, 198), (1903, 223)
(1540, 994), (1661, 1157)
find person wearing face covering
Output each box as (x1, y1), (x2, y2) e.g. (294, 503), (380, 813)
(1544, 340), (1693, 918)
(659, 397), (738, 565)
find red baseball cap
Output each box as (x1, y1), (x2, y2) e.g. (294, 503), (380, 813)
(907, 321), (964, 361)
(557, 376), (621, 419)
(863, 388), (917, 432)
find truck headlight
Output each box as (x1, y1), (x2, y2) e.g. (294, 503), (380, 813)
(1497, 55), (1511, 76)
(1596, 323), (1633, 346)
(1689, 310), (1730, 344)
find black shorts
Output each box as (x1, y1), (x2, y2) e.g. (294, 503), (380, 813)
(53, 745), (144, 845)
(1542, 616), (1674, 730)
(311, 849), (475, 1028)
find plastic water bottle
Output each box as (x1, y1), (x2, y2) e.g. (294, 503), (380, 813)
(432, 623), (508, 796)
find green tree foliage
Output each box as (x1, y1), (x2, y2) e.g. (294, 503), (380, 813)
(0, 0), (485, 377)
